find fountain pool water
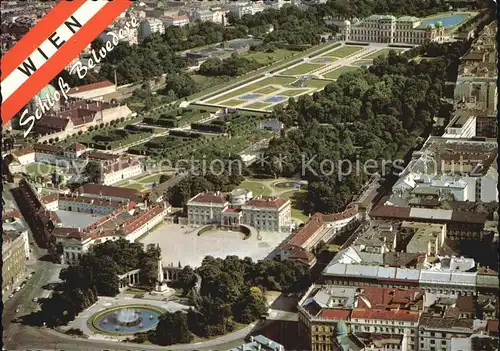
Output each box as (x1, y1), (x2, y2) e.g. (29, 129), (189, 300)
(116, 308), (140, 326)
(92, 306), (164, 335)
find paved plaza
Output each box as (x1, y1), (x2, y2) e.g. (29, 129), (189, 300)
(139, 223), (291, 268)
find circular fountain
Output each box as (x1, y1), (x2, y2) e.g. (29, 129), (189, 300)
(116, 308), (142, 327)
(90, 305), (164, 335)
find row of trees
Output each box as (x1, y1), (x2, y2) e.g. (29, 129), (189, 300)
(254, 41), (470, 213)
(150, 256), (309, 346)
(27, 240), (160, 327)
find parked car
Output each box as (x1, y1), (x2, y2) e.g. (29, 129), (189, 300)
(8, 294), (14, 298)
(32, 297), (38, 302)
(14, 287), (21, 292)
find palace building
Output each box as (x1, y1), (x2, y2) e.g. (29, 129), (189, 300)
(344, 15), (447, 45)
(186, 190), (292, 233)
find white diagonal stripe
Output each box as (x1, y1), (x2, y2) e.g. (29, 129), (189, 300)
(1, 0), (108, 101)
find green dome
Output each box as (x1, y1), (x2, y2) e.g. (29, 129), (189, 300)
(435, 21), (444, 28)
(335, 320), (348, 336)
(35, 84), (57, 100)
(427, 23), (435, 29)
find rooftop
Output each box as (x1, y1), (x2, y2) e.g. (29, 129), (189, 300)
(243, 196), (289, 210)
(188, 192), (228, 205)
(67, 81), (115, 95)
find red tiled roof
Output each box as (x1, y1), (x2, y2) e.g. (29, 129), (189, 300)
(322, 203), (359, 221)
(357, 287), (424, 310)
(3, 210), (22, 220)
(12, 146), (34, 157)
(288, 213), (323, 247)
(189, 192), (227, 205)
(121, 203), (166, 235)
(222, 208), (241, 213)
(320, 309), (351, 320)
(40, 193), (58, 204)
(68, 81), (114, 94)
(281, 244), (316, 264)
(351, 309), (420, 322)
(35, 116), (70, 131)
(369, 205), (411, 219)
(52, 227), (82, 240)
(68, 142), (86, 151)
(487, 320), (499, 333)
(76, 184), (144, 202)
(34, 143), (62, 154)
(244, 196), (288, 209)
(163, 15), (189, 21)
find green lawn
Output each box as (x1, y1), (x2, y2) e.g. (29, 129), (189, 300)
(280, 63), (324, 76)
(362, 48), (403, 59)
(207, 76), (296, 104)
(122, 183), (147, 191)
(306, 79), (331, 89)
(191, 74), (231, 91)
(329, 46), (365, 58)
(221, 99), (245, 107)
(311, 57), (337, 64)
(280, 89), (309, 97)
(242, 49), (295, 65)
(281, 190), (309, 222)
(239, 180), (272, 196)
(254, 86), (281, 94)
(323, 66), (360, 79)
(245, 102), (271, 109)
(26, 163), (61, 177)
(137, 174), (161, 185)
(352, 60), (373, 66)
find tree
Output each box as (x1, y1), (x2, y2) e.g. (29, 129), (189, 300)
(138, 244), (161, 286)
(232, 287), (267, 324)
(154, 312), (193, 346)
(177, 266), (197, 295)
(84, 162), (101, 184)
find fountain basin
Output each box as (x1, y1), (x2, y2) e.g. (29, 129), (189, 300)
(90, 305), (165, 335)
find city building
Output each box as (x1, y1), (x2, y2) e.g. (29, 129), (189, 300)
(190, 9), (214, 22)
(100, 157), (143, 186)
(162, 15), (189, 27)
(450, 335), (499, 351)
(2, 230), (29, 296)
(298, 285), (425, 351)
(454, 22), (497, 115)
(441, 108), (477, 139)
(345, 15), (447, 45)
(318, 216), (498, 296)
(418, 296), (492, 351)
(67, 81), (117, 101)
(387, 137), (498, 206)
(241, 195), (291, 233)
(279, 204), (360, 267)
(186, 190), (292, 233)
(99, 22), (138, 46)
(34, 98), (132, 143)
(230, 335), (285, 351)
(54, 200), (170, 265)
(75, 183), (145, 204)
(139, 17), (165, 39)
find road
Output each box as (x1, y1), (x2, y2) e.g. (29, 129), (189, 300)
(4, 316), (253, 351)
